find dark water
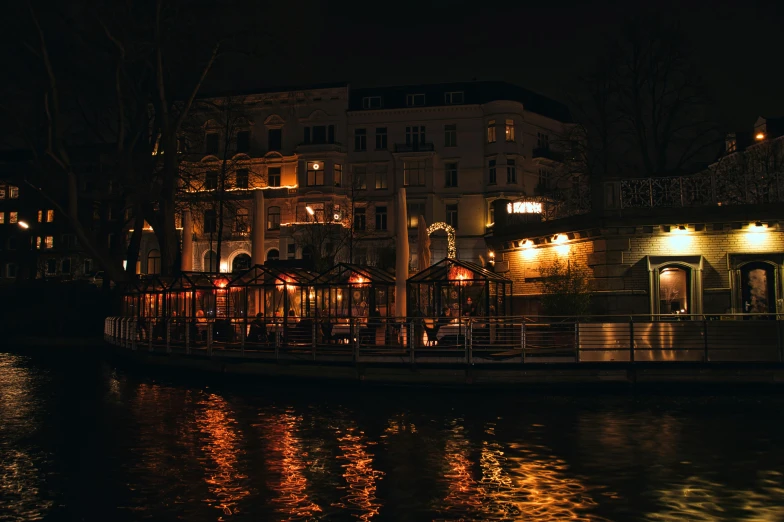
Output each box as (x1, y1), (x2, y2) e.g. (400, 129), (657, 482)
(1, 351), (783, 522)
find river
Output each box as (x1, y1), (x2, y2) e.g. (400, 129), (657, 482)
(1, 350), (783, 521)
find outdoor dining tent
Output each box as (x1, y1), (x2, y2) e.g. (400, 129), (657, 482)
(227, 264), (317, 321)
(307, 263), (396, 320)
(165, 271), (234, 319)
(407, 258), (512, 318)
(123, 275), (170, 318)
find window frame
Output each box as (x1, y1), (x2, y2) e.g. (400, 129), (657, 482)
(306, 161), (324, 186)
(374, 164), (388, 190)
(403, 160), (427, 187)
(506, 159), (517, 183)
(505, 119), (515, 142)
(267, 206), (281, 230)
(354, 128), (367, 151)
(362, 96), (382, 109)
(445, 162), (458, 188)
(235, 169), (249, 189)
(445, 203), (459, 229)
(406, 93), (426, 106)
(647, 255), (704, 318)
(488, 159), (497, 185)
(205, 171), (218, 190)
(444, 91), (464, 104)
(375, 127), (387, 150)
(487, 121), (496, 143)
(267, 167), (281, 187)
(375, 205), (388, 230)
(444, 124), (457, 147)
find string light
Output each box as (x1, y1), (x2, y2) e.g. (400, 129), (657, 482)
(427, 222), (456, 258)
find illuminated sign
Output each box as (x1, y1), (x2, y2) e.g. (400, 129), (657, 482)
(507, 201), (542, 214)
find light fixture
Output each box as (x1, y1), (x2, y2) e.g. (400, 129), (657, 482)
(552, 234), (567, 244)
(488, 251), (495, 258)
(755, 132), (765, 141)
(749, 221), (767, 233)
(755, 221), (763, 227)
(18, 221), (29, 229)
(678, 225), (686, 231)
(305, 206), (315, 216)
(313, 163), (320, 170)
(521, 239), (534, 248)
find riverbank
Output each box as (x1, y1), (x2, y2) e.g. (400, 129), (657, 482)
(109, 345), (784, 389)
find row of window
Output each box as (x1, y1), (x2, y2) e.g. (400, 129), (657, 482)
(203, 168), (281, 190)
(1, 257), (94, 279)
(0, 186), (19, 199)
(0, 211), (18, 224)
(361, 91), (465, 109)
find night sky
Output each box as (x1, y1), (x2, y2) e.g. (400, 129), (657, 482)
(209, 0), (783, 131)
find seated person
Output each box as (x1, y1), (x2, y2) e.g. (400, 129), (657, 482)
(248, 313), (264, 342)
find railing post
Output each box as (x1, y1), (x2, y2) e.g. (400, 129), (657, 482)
(185, 318), (190, 355)
(354, 319), (360, 362)
(166, 318), (171, 353)
(629, 317), (635, 363)
(409, 321), (415, 364)
(312, 320), (317, 360)
(521, 321), (526, 364)
(703, 319), (709, 362)
(131, 319), (137, 351)
(241, 319), (246, 355)
(467, 320), (473, 365)
(575, 321), (580, 362)
(207, 321), (213, 356)
(148, 319), (153, 352)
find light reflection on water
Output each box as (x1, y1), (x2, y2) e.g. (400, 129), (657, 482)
(1, 351), (784, 521)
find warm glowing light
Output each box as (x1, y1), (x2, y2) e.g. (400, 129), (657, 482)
(427, 222), (457, 258)
(348, 273), (368, 286)
(305, 206), (315, 216)
(521, 239), (534, 248)
(312, 163), (319, 170)
(749, 222), (767, 232)
(755, 132), (765, 141)
(671, 225), (689, 234)
(507, 201), (542, 214)
(552, 234), (567, 243)
(216, 278), (229, 289)
(18, 221), (29, 229)
(555, 244), (571, 256)
(488, 251), (495, 258)
(220, 261), (228, 272)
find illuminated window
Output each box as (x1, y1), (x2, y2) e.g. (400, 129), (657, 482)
(444, 124), (457, 147)
(374, 164), (388, 190)
(268, 167), (281, 187)
(403, 160), (426, 186)
(445, 162), (458, 187)
(333, 163), (342, 187)
(205, 133), (219, 155)
(406, 93), (425, 106)
(444, 91), (464, 104)
(235, 208), (249, 235)
(38, 210), (43, 223)
(205, 171), (218, 190)
(505, 119), (515, 142)
(9, 212), (17, 224)
(236, 169), (249, 189)
(375, 206), (387, 230)
(267, 206), (281, 230)
(375, 128), (387, 150)
(0, 212), (4, 224)
(354, 129), (367, 151)
(147, 249), (161, 274)
(487, 121), (496, 143)
(446, 203), (459, 229)
(35, 236), (42, 249)
(659, 266), (691, 315)
(489, 159), (496, 184)
(506, 159), (517, 183)
(408, 201), (425, 228)
(353, 207), (366, 231)
(307, 162), (324, 186)
(232, 253), (251, 272)
(47, 210), (54, 222)
(0, 187), (5, 199)
(9, 186), (19, 199)
(45, 236), (53, 249)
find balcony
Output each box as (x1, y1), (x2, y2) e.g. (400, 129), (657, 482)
(295, 142), (344, 154)
(532, 147), (565, 162)
(394, 142), (435, 153)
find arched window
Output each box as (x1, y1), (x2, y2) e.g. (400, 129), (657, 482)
(147, 249), (161, 274)
(204, 250), (217, 272)
(268, 206), (281, 230)
(739, 261), (776, 314)
(232, 253), (251, 272)
(266, 249), (279, 261)
(658, 266), (691, 315)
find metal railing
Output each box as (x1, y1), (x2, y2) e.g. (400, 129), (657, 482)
(104, 314), (784, 365)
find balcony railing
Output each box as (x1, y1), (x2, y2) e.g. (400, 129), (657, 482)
(608, 170), (784, 209)
(532, 147), (564, 162)
(394, 142), (435, 153)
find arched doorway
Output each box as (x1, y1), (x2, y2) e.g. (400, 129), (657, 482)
(204, 250), (217, 272)
(147, 249), (161, 274)
(266, 249), (279, 261)
(232, 253), (251, 272)
(658, 265), (691, 315)
(740, 261), (776, 314)
(426, 222), (456, 259)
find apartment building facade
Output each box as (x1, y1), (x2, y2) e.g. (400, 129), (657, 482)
(162, 81), (571, 276)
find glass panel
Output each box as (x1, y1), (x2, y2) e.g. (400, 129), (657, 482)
(659, 266), (690, 315)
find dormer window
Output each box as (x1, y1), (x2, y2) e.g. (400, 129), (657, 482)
(406, 93), (425, 107)
(444, 91), (464, 104)
(362, 96), (382, 109)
